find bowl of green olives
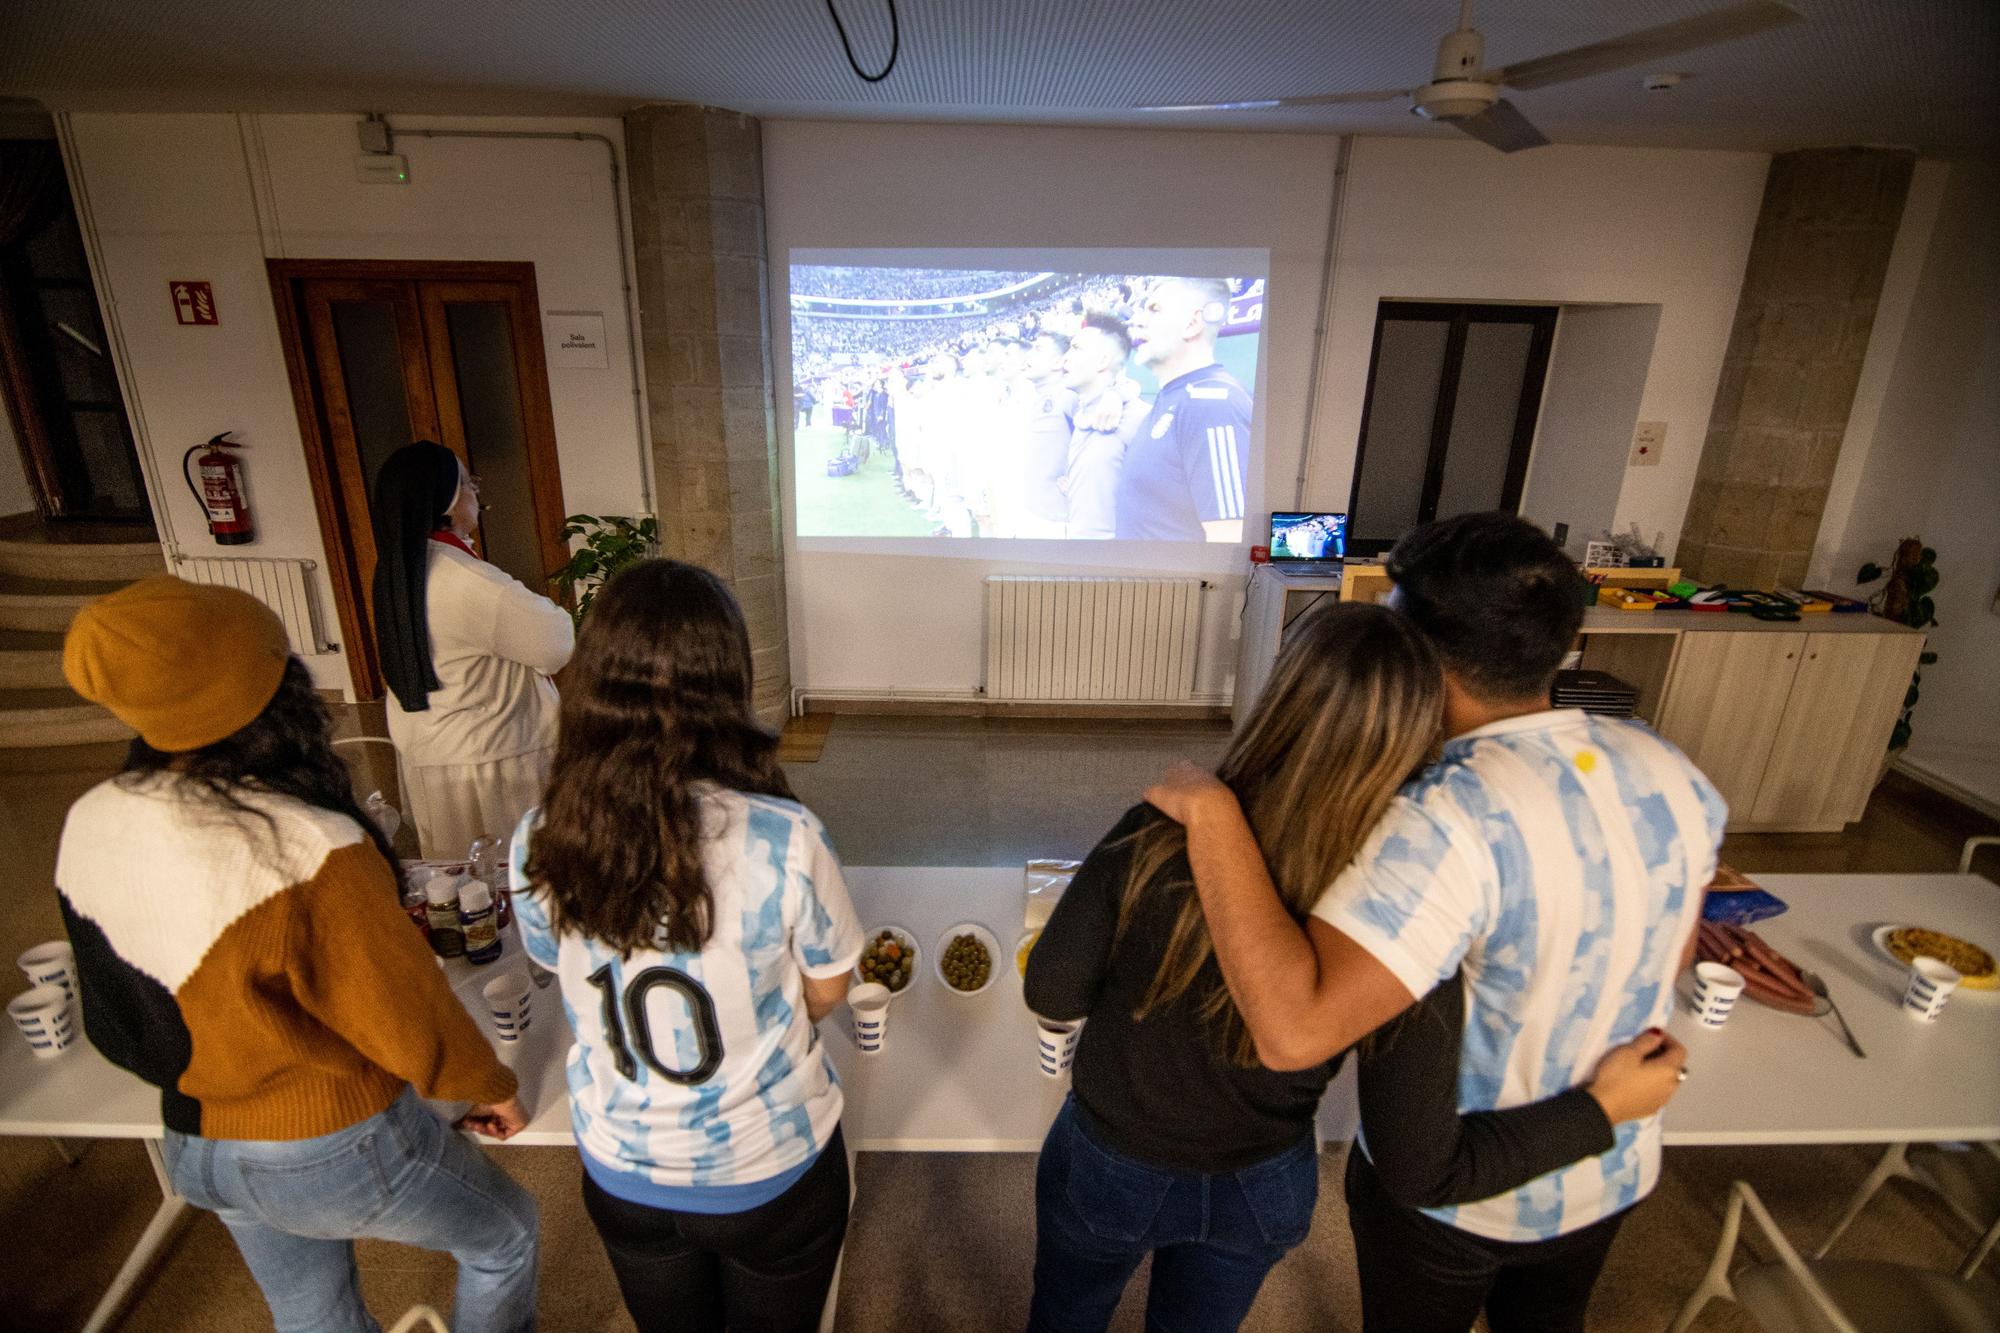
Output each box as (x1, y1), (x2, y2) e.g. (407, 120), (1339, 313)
(856, 925), (918, 996)
(934, 922), (1000, 997)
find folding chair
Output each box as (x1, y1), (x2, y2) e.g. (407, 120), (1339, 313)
(1815, 1141), (2000, 1280)
(1669, 1180), (2000, 1333)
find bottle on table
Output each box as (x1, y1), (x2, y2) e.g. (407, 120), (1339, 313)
(424, 874), (466, 958)
(468, 834), (514, 931)
(460, 879), (503, 965)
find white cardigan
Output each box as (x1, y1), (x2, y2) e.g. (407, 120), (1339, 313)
(386, 542), (574, 768)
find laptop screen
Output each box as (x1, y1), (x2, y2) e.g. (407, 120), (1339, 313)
(1269, 512), (1347, 561)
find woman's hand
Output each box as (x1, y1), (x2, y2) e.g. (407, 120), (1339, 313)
(458, 1095), (529, 1141)
(1584, 1028), (1689, 1124)
(1143, 761), (1233, 828)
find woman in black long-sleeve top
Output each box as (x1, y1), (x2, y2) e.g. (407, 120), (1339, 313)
(1023, 604), (1685, 1333)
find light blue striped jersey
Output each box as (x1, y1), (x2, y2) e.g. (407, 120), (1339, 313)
(511, 787), (863, 1196)
(1312, 709), (1725, 1242)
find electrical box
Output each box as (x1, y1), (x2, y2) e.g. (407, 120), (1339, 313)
(354, 154), (410, 185)
(1630, 420), (1666, 468)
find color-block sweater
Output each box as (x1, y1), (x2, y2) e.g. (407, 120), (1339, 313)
(55, 775), (516, 1140)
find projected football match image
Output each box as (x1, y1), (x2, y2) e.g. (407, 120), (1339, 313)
(789, 264), (1264, 542)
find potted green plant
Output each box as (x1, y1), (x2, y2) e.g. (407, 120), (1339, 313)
(547, 514), (660, 623)
(1855, 538), (1939, 759)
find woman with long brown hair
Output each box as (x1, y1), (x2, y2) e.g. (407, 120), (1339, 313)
(1023, 602), (1686, 1333)
(508, 559), (862, 1333)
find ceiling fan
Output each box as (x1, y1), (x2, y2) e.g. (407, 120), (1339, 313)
(1141, 0), (1802, 152)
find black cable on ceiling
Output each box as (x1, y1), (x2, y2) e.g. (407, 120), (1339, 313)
(827, 0), (900, 83)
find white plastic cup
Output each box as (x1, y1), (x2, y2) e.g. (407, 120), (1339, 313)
(1691, 962), (1745, 1029)
(17, 941), (75, 1000)
(1036, 1018), (1082, 1079)
(850, 982), (891, 1055)
(482, 971), (534, 1042)
(1903, 956), (1961, 1022)
(8, 984), (77, 1058)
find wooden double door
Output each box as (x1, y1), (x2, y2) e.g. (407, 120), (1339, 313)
(271, 261), (566, 699)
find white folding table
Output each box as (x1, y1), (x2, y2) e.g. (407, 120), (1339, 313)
(7, 869), (1996, 1330)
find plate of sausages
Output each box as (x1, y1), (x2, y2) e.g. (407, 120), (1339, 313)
(1694, 920), (1828, 1016)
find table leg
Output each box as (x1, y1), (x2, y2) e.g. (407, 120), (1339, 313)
(79, 1139), (190, 1333)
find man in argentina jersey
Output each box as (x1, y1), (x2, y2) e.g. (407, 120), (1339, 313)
(1151, 514), (1720, 1332)
(1114, 277), (1253, 543)
(511, 788), (863, 1204)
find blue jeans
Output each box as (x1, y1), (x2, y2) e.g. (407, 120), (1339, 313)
(162, 1087), (539, 1333)
(1027, 1100), (1319, 1333)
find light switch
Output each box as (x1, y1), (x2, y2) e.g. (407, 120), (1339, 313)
(1630, 420), (1666, 468)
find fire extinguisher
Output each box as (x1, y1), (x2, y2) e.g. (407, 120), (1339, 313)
(182, 433), (254, 546)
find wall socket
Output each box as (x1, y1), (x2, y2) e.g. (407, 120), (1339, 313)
(1630, 421), (1666, 468)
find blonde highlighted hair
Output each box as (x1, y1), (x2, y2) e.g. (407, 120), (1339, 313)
(1116, 602), (1444, 1066)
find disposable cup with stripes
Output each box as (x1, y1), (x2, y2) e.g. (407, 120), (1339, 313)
(482, 972), (534, 1043)
(850, 983), (891, 1054)
(17, 941), (75, 1001)
(1903, 957), (1960, 1022)
(1691, 962), (1744, 1029)
(8, 984), (77, 1059)
(1036, 1018), (1081, 1078)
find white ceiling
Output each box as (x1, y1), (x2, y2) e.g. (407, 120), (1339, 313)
(1, 0), (1995, 154)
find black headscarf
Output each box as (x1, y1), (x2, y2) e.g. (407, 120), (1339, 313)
(370, 441), (463, 712)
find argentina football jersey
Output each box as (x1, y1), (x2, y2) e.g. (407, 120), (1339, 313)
(512, 787), (863, 1209)
(1113, 363), (1252, 541)
(1313, 710), (1726, 1243)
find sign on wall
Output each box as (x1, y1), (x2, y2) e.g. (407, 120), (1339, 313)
(170, 280), (218, 326)
(545, 310), (608, 368)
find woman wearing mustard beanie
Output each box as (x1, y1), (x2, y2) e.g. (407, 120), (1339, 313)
(371, 441), (574, 859)
(57, 576), (540, 1333)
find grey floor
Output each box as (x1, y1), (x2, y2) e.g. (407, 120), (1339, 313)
(783, 715), (1231, 866)
(3, 718), (1996, 1331)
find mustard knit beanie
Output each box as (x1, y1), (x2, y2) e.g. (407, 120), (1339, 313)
(63, 576), (292, 752)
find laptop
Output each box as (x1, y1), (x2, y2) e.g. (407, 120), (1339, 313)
(1268, 511), (1347, 575)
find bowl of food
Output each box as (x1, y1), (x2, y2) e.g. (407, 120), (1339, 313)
(936, 923), (1000, 997)
(856, 925), (919, 997)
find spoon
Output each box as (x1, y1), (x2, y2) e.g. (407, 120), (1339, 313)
(1799, 968), (1866, 1058)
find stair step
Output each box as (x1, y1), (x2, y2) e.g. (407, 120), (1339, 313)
(0, 588), (94, 633)
(0, 534), (165, 582)
(0, 696), (132, 749)
(0, 628), (66, 689)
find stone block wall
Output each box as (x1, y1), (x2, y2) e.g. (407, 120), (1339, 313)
(624, 103), (790, 724)
(1678, 148), (1914, 589)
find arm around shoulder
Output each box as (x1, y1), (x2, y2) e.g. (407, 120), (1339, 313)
(1148, 768), (1416, 1070)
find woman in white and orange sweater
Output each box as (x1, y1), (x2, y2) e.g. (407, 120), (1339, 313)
(58, 577), (539, 1333)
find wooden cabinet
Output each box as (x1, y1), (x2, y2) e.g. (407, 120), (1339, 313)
(1748, 632), (1925, 827)
(1655, 633), (1805, 819)
(1655, 628), (1923, 833)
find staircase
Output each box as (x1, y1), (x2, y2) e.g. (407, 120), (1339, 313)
(0, 516), (165, 748)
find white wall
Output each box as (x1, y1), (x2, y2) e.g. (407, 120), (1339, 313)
(768, 125), (1767, 700)
(1518, 304), (1661, 558)
(1810, 160), (2000, 809)
(765, 120), (1342, 702)
(1304, 138), (1768, 559)
(60, 111), (648, 694)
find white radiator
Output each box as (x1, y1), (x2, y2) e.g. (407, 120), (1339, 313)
(985, 576), (1203, 702)
(176, 555), (335, 656)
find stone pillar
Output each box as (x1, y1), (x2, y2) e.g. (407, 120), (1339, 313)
(1678, 148), (1914, 589)
(624, 103), (790, 724)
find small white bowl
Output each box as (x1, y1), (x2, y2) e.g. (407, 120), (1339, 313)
(856, 923), (919, 998)
(935, 922), (1001, 997)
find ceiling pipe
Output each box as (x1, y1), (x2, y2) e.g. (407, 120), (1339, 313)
(383, 122), (656, 520)
(1294, 133), (1353, 509)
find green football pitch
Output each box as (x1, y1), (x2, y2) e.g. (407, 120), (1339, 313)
(794, 426), (936, 538)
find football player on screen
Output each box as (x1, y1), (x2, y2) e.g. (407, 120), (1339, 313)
(1114, 277), (1253, 543)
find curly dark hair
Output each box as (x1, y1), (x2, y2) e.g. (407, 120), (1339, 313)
(119, 657), (401, 887)
(525, 559), (793, 956)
